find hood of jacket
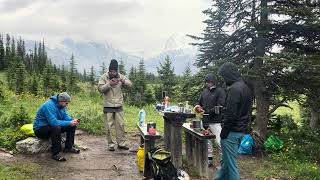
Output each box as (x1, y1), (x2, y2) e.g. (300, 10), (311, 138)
(218, 62), (241, 85)
(50, 95), (64, 109)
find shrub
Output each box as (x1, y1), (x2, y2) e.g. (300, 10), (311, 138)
(0, 128), (27, 150)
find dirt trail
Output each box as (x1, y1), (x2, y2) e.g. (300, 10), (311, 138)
(13, 131), (144, 180)
(0, 130), (258, 180)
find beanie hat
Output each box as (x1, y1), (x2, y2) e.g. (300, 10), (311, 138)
(205, 73), (216, 83)
(109, 59), (118, 72)
(57, 92), (71, 102)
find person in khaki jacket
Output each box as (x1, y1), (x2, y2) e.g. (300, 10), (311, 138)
(98, 59), (132, 151)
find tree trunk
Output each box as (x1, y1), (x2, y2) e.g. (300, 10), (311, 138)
(255, 83), (270, 139)
(254, 0), (269, 139)
(310, 107), (319, 129)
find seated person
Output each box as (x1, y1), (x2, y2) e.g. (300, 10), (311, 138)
(33, 92), (80, 161)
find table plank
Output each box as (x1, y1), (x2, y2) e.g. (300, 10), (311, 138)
(182, 123), (216, 140)
(137, 123), (161, 140)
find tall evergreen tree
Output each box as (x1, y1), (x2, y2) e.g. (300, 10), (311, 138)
(68, 54), (78, 92)
(42, 65), (52, 96)
(157, 55), (176, 97)
(100, 62), (106, 75)
(82, 69), (87, 81)
(89, 66), (96, 93)
(0, 34), (4, 70)
(15, 57), (27, 94)
(177, 64), (196, 103)
(5, 34), (11, 69)
(60, 64), (67, 92)
(119, 59), (126, 75)
(33, 42), (38, 72)
(190, 0), (320, 138)
(28, 73), (38, 95)
(10, 37), (16, 58)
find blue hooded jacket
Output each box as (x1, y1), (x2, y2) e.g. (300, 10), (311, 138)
(33, 95), (73, 131)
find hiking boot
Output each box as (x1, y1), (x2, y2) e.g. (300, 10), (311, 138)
(63, 147), (80, 154)
(52, 153), (66, 162)
(108, 144), (115, 151)
(118, 145), (129, 150)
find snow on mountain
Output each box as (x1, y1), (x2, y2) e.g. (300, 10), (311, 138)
(25, 35), (199, 75)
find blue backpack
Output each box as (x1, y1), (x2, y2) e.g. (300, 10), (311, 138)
(238, 134), (255, 155)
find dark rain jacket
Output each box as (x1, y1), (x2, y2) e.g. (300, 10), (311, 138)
(218, 62), (253, 134)
(198, 86), (226, 124)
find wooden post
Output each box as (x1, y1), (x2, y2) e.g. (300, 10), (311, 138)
(194, 139), (200, 171)
(185, 132), (193, 166)
(164, 117), (171, 151)
(199, 139), (208, 177)
(171, 121), (183, 169)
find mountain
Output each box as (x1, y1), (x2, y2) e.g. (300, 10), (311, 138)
(146, 34), (198, 74)
(25, 35), (199, 75)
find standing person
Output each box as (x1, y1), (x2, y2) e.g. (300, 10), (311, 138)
(98, 59), (132, 151)
(215, 62), (253, 180)
(194, 73), (226, 166)
(33, 92), (80, 162)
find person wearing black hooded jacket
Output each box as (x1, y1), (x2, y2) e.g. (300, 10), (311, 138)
(215, 62), (253, 180)
(195, 73), (226, 166)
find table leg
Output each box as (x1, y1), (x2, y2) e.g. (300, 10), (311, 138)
(170, 122), (183, 169)
(185, 132), (193, 166)
(199, 139), (208, 178)
(163, 117), (171, 151)
(143, 139), (155, 177)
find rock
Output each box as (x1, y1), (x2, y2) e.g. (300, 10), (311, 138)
(0, 150), (15, 162)
(75, 129), (85, 135)
(16, 137), (50, 154)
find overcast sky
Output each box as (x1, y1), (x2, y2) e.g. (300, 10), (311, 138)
(0, 0), (211, 57)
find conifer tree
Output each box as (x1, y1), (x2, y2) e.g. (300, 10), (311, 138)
(28, 73), (38, 95)
(190, 0), (320, 138)
(68, 54), (78, 92)
(157, 55), (176, 97)
(5, 34), (11, 69)
(15, 57), (27, 94)
(177, 64), (196, 103)
(33, 42), (38, 72)
(100, 62), (106, 75)
(10, 37), (16, 58)
(0, 34), (5, 70)
(89, 66), (96, 93)
(119, 59), (126, 75)
(60, 64), (67, 92)
(82, 69), (87, 81)
(42, 65), (52, 96)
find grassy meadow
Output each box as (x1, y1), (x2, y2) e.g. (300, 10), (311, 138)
(0, 71), (320, 179)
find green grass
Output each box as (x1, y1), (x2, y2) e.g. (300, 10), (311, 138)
(0, 162), (43, 180)
(274, 100), (301, 124)
(0, 71), (6, 82)
(253, 153), (320, 179)
(1, 70), (320, 179)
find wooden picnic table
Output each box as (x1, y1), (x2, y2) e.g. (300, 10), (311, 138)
(136, 123), (162, 178)
(161, 111), (195, 169)
(183, 123), (216, 178)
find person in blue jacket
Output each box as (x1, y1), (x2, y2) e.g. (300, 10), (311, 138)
(33, 92), (80, 161)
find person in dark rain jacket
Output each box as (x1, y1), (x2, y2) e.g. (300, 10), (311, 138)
(215, 62), (253, 180)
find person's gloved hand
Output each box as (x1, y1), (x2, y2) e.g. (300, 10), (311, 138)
(110, 78), (119, 86)
(220, 127), (230, 139)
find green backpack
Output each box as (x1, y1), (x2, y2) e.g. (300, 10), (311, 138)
(145, 147), (179, 180)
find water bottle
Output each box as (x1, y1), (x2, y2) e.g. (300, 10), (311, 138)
(138, 109), (146, 126)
